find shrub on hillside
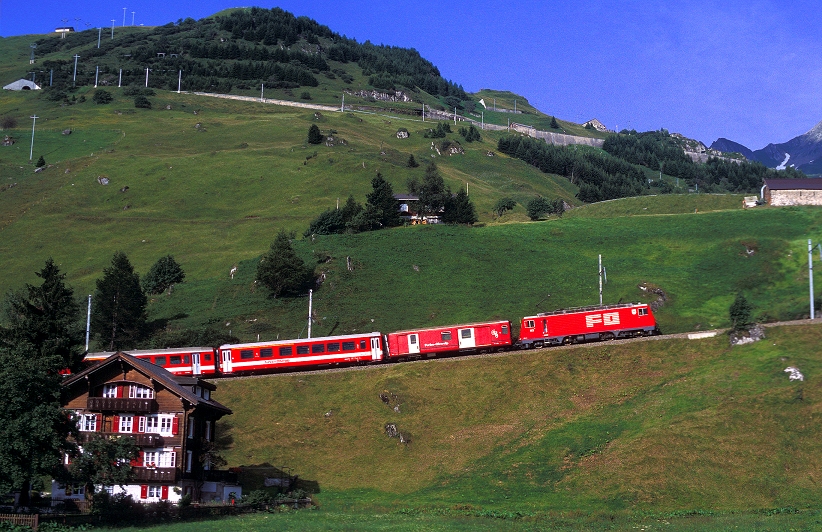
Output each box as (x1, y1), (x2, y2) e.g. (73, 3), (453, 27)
(142, 255), (185, 294)
(134, 96), (151, 109)
(93, 89), (113, 104)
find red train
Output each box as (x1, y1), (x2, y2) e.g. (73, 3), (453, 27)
(84, 305), (658, 376)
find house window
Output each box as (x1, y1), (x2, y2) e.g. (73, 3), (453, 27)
(144, 451), (158, 467)
(144, 450), (176, 468)
(145, 416), (159, 433)
(119, 415), (133, 433)
(205, 421), (212, 442)
(187, 418), (195, 439)
(203, 388), (210, 400)
(160, 416), (173, 434)
(441, 332), (452, 341)
(138, 416), (146, 433)
(102, 384), (118, 398)
(129, 385), (154, 399)
(148, 485), (162, 498)
(79, 414), (97, 432)
(185, 450), (193, 473)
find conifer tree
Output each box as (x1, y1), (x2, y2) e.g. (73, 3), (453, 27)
(91, 252), (147, 350)
(256, 230), (314, 298)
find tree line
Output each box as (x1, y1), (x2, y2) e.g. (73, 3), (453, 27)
(603, 130), (806, 193)
(497, 135), (649, 202)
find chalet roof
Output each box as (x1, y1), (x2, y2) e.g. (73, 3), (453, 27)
(764, 178), (822, 191)
(394, 193), (419, 201)
(63, 352), (231, 415)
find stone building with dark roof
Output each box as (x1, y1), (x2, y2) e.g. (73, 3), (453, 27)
(762, 178), (822, 206)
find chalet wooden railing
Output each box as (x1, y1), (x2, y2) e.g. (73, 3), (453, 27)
(78, 432), (165, 446)
(86, 397), (154, 412)
(0, 513), (38, 530)
(133, 467), (177, 482)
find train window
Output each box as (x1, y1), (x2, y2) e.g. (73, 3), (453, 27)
(461, 329), (472, 339)
(279, 347), (293, 356)
(204, 354), (212, 361)
(170, 356), (182, 365)
(441, 331), (452, 341)
(638, 308), (648, 316)
(360, 340), (366, 349)
(501, 325), (508, 335)
(296, 345), (310, 354)
(342, 342), (355, 351)
(327, 343), (340, 352)
(526, 320), (535, 328)
(259, 348), (273, 358)
(312, 344), (325, 353)
(183, 355), (190, 364)
(409, 335), (417, 344)
(240, 350), (254, 360)
(155, 357), (166, 366)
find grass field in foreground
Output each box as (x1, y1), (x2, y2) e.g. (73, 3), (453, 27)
(212, 324), (822, 517)
(106, 505), (822, 532)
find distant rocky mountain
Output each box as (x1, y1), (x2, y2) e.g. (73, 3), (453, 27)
(709, 138), (754, 160)
(710, 120), (822, 175)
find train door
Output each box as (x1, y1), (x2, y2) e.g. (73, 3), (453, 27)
(458, 328), (476, 349)
(191, 353), (201, 376)
(221, 350), (232, 373)
(370, 337), (382, 361)
(408, 334), (420, 354)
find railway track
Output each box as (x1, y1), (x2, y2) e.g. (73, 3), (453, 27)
(208, 319), (821, 382)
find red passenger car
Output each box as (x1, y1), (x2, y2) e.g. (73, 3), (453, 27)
(385, 320), (513, 359)
(518, 303), (658, 349)
(218, 332), (384, 374)
(83, 347), (219, 376)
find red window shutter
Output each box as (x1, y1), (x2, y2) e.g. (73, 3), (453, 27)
(95, 414), (102, 431)
(172, 416), (179, 435)
(136, 451), (144, 467)
(112, 416), (120, 433)
(116, 385), (123, 398)
(140, 485), (148, 499)
(161, 485), (169, 500)
(137, 416), (146, 433)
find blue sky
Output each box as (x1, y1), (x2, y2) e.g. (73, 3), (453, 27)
(2, 0), (821, 150)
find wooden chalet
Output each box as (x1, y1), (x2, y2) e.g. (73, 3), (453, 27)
(54, 353), (240, 504)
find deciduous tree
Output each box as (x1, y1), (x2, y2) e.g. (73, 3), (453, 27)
(141, 255), (185, 295)
(68, 435), (139, 501)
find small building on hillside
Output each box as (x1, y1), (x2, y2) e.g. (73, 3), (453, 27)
(762, 178), (822, 206)
(3, 79), (41, 91)
(583, 118), (609, 132)
(55, 353), (240, 505)
(394, 193), (441, 224)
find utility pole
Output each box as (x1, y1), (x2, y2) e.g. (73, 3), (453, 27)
(94, 66), (99, 87)
(810, 239), (816, 319)
(97, 27), (101, 48)
(29, 115), (39, 161)
(72, 54), (80, 86)
(177, 70), (182, 93)
(123, 7), (127, 27)
(111, 20), (115, 39)
(131, 11), (135, 25)
(307, 289), (313, 338)
(85, 295), (92, 352)
(145, 67), (151, 87)
(118, 69), (122, 87)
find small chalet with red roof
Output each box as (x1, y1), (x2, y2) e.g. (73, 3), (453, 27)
(54, 353), (240, 504)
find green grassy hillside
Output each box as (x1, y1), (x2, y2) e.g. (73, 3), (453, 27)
(214, 323), (822, 518)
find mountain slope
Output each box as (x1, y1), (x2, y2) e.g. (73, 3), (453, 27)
(711, 120), (822, 174)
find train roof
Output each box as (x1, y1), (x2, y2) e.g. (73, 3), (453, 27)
(523, 302), (648, 319)
(389, 319), (511, 335)
(84, 347), (216, 361)
(221, 331), (382, 349)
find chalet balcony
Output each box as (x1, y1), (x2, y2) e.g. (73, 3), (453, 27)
(87, 397), (154, 413)
(77, 432), (165, 446)
(133, 467), (178, 482)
